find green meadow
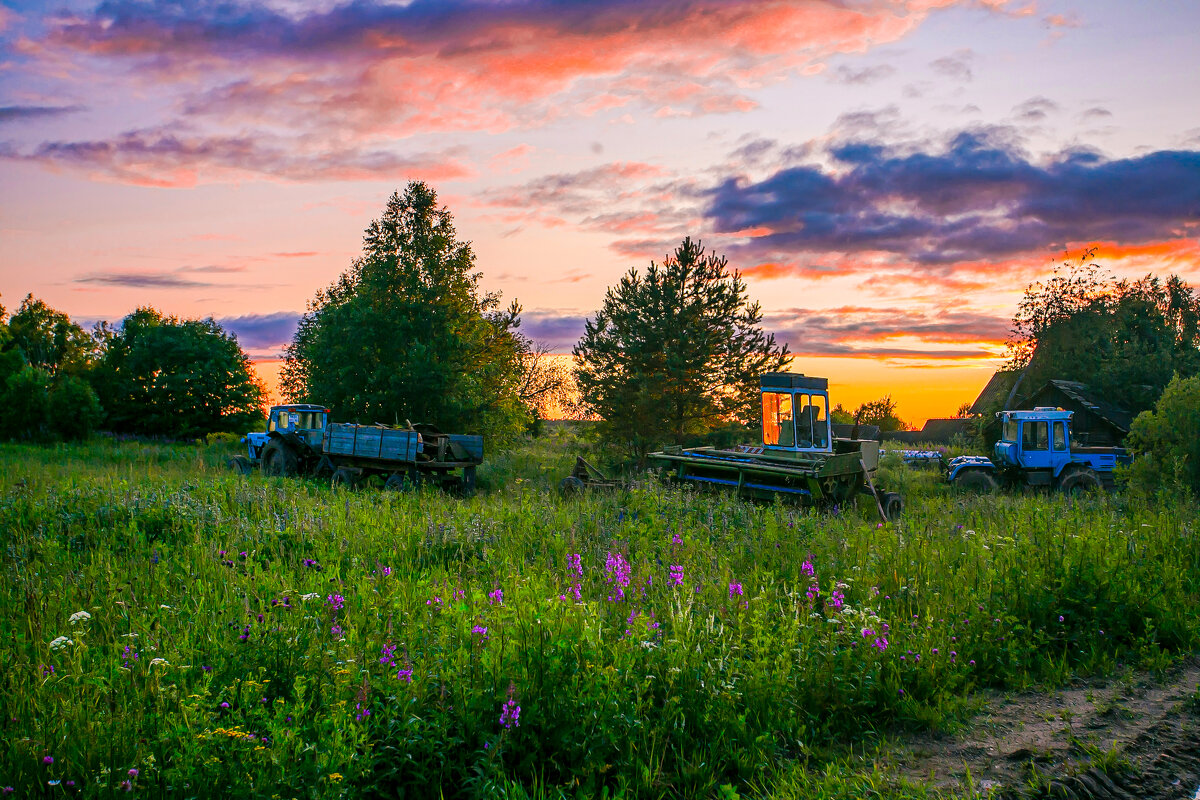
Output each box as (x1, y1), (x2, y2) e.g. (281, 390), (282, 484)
(2, 431), (1198, 798)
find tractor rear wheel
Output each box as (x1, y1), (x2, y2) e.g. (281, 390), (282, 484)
(384, 471), (418, 492)
(1060, 468), (1101, 495)
(261, 441), (299, 477)
(559, 475), (586, 495)
(954, 469), (998, 492)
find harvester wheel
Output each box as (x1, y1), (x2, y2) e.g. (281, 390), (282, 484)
(261, 441), (298, 477)
(881, 492), (903, 521)
(954, 469), (998, 492)
(331, 468), (360, 490)
(559, 475), (586, 495)
(226, 456), (254, 475)
(1060, 468), (1101, 495)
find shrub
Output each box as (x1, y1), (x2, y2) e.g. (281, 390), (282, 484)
(1122, 374), (1200, 498)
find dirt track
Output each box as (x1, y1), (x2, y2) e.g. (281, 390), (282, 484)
(891, 657), (1200, 798)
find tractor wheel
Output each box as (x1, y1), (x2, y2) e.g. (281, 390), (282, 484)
(559, 475), (586, 496)
(954, 469), (998, 492)
(226, 456), (254, 476)
(331, 468), (359, 490)
(881, 492), (904, 521)
(384, 471), (418, 492)
(1060, 468), (1101, 495)
(261, 441), (299, 478)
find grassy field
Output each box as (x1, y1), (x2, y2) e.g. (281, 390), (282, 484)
(2, 430), (1198, 798)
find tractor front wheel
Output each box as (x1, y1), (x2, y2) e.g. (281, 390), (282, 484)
(953, 469), (998, 492)
(261, 441), (299, 478)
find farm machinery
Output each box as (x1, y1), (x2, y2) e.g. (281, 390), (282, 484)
(946, 408), (1129, 492)
(639, 373), (903, 519)
(229, 404), (483, 491)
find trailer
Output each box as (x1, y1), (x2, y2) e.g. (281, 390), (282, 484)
(644, 373), (902, 520)
(229, 404), (483, 491)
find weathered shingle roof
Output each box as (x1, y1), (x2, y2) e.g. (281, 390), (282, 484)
(969, 369), (1020, 414)
(1034, 380), (1134, 432)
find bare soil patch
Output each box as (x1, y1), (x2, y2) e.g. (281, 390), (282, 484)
(891, 657), (1200, 798)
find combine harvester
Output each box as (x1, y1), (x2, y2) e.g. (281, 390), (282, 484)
(645, 373), (903, 520)
(229, 404), (483, 492)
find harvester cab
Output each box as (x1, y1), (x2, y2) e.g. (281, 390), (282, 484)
(760, 372), (832, 453)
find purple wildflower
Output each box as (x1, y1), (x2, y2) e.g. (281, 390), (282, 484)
(472, 625), (489, 642)
(43, 756), (53, 765)
(331, 623), (343, 638)
(568, 553), (583, 576)
(379, 643), (397, 667)
(828, 589), (844, 610)
(488, 588), (504, 605)
(728, 582), (743, 599)
(326, 594), (345, 612)
(801, 559), (815, 577)
(381, 566), (392, 577)
(128, 768), (138, 778)
(604, 552), (631, 602)
(355, 703), (371, 722)
(669, 565), (684, 586)
(396, 668), (413, 683)
(499, 699), (521, 728)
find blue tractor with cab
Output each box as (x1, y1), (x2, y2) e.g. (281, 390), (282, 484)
(946, 408), (1129, 492)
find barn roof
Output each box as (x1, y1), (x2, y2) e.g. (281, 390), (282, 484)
(1031, 380), (1134, 432)
(969, 369), (1021, 414)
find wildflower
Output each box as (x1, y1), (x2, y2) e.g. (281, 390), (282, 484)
(330, 624), (343, 638)
(488, 588), (503, 605)
(381, 566), (392, 577)
(861, 628), (874, 638)
(149, 658), (169, 669)
(301, 593), (320, 601)
(128, 768), (139, 778)
(302, 558), (319, 569)
(568, 553), (583, 576)
(828, 589), (844, 610)
(806, 582), (819, 601)
(671, 533), (682, 545)
(1058, 615), (1065, 622)
(379, 643), (397, 666)
(604, 552), (631, 602)
(499, 699), (521, 728)
(220, 702), (230, 709)
(43, 756), (54, 765)
(239, 551), (247, 559)
(68, 610), (92, 625)
(472, 625), (489, 642)
(120, 780), (132, 792)
(932, 648), (939, 655)
(801, 559), (815, 577)
(201, 665), (213, 672)
(326, 594), (345, 612)
(48, 636), (73, 651)
(396, 668), (413, 683)
(728, 582), (743, 598)
(355, 703), (371, 722)
(669, 565), (684, 587)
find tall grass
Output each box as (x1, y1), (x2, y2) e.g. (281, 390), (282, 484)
(1, 435), (1197, 797)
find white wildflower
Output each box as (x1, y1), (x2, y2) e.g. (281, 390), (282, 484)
(68, 610), (91, 625)
(49, 636), (73, 651)
(301, 593), (320, 601)
(150, 658), (169, 668)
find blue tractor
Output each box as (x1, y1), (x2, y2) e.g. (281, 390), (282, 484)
(946, 408), (1129, 492)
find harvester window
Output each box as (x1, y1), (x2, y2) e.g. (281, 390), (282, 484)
(275, 410), (290, 431)
(762, 392), (795, 447)
(1022, 420), (1048, 451)
(795, 394), (829, 448)
(1002, 415), (1019, 443)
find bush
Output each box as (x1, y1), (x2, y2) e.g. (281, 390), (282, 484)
(2, 364), (52, 439)
(48, 375), (103, 441)
(1122, 374), (1200, 498)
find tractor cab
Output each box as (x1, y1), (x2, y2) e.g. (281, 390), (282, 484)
(993, 408), (1074, 473)
(760, 373), (832, 454)
(245, 404), (329, 459)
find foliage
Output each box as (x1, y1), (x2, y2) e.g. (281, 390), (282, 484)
(1, 364), (52, 439)
(853, 396), (909, 432)
(1007, 248), (1200, 414)
(2, 437), (1198, 798)
(47, 374), (103, 442)
(282, 182), (531, 441)
(573, 238), (789, 461)
(1122, 374), (1200, 497)
(5, 294), (96, 376)
(92, 308), (266, 440)
(830, 404), (854, 425)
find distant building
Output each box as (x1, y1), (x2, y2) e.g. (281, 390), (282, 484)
(881, 418), (974, 445)
(832, 422), (881, 441)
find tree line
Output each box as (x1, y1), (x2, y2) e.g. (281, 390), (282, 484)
(9, 182), (1199, 485)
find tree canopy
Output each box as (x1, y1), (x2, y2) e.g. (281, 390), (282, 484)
(7, 294), (95, 376)
(573, 237), (789, 460)
(93, 308), (266, 439)
(281, 182), (532, 439)
(1007, 249), (1200, 415)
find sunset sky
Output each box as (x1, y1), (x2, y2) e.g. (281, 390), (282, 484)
(2, 0), (1199, 426)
